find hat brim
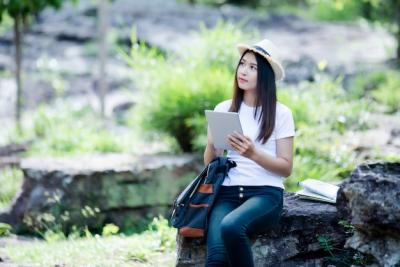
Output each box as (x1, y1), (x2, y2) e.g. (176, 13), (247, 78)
(237, 44), (285, 82)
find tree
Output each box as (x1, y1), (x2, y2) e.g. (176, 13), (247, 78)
(361, 0), (400, 66)
(0, 0), (77, 132)
(98, 0), (109, 118)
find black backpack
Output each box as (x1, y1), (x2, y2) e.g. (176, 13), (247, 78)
(170, 156), (236, 238)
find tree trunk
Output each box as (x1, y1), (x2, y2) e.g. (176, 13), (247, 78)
(13, 15), (23, 133)
(396, 0), (400, 66)
(98, 0), (109, 118)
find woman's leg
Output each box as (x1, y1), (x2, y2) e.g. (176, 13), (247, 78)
(220, 188), (283, 267)
(206, 198), (237, 267)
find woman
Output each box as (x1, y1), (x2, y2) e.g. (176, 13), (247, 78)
(203, 39), (295, 267)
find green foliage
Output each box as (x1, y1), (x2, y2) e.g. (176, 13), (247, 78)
(0, 167), (23, 210)
(126, 249), (149, 263)
(348, 69), (400, 114)
(305, 0), (364, 21)
(2, 227), (176, 266)
(102, 223), (120, 236)
(338, 220), (355, 235)
(22, 189), (102, 241)
(0, 222), (12, 236)
(0, 0), (77, 20)
(12, 103), (124, 156)
(318, 234), (370, 266)
(0, 12), (12, 33)
(279, 75), (374, 190)
(123, 21), (253, 152)
(146, 215), (176, 252)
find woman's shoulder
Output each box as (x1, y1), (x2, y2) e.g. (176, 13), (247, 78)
(276, 101), (293, 115)
(214, 99), (232, 112)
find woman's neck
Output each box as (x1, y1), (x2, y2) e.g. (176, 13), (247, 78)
(243, 91), (258, 107)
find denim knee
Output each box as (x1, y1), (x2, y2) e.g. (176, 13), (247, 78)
(220, 216), (246, 242)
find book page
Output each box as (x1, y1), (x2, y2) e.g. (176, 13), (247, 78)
(295, 188), (336, 203)
(298, 179), (339, 200)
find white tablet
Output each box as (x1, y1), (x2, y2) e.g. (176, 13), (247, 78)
(205, 110), (243, 150)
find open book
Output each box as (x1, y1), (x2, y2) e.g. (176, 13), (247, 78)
(295, 179), (339, 204)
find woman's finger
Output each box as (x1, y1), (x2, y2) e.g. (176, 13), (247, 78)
(228, 135), (241, 146)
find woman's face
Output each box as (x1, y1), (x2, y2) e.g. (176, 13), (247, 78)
(236, 51), (258, 92)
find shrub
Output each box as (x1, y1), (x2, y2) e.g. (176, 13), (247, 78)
(0, 222), (12, 236)
(123, 21), (254, 152)
(348, 70), (400, 114)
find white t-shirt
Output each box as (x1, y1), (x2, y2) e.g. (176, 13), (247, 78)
(213, 99), (295, 189)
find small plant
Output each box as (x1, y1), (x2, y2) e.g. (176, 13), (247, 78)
(348, 70), (400, 114)
(146, 215), (177, 252)
(317, 234), (369, 266)
(21, 189), (103, 241)
(102, 223), (120, 237)
(338, 220), (355, 235)
(0, 222), (12, 236)
(126, 249), (150, 263)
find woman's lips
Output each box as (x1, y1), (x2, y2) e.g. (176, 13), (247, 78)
(238, 77), (248, 83)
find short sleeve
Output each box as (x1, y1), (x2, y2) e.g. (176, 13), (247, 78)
(213, 99), (231, 112)
(276, 108), (295, 139)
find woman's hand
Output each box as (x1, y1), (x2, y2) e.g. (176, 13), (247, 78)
(228, 131), (257, 159)
(204, 126), (224, 165)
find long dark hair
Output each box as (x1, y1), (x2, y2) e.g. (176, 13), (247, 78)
(229, 50), (277, 144)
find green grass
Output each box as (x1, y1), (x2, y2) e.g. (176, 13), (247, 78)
(4, 99), (173, 157)
(1, 216), (177, 267)
(2, 233), (176, 267)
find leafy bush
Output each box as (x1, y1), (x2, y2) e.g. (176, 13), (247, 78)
(279, 75), (374, 190)
(123, 21), (253, 152)
(305, 0), (363, 21)
(0, 222), (12, 236)
(348, 70), (400, 114)
(146, 215), (176, 252)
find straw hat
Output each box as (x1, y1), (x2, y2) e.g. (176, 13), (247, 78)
(237, 39), (285, 81)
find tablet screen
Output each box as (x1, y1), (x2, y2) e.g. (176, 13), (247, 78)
(205, 110), (243, 150)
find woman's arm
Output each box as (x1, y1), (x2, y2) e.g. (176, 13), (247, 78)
(228, 132), (294, 177)
(251, 137), (294, 177)
(203, 126), (224, 166)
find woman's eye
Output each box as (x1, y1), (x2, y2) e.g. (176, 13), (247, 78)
(251, 66), (256, 70)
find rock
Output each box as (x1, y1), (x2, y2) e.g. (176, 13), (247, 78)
(0, 153), (201, 234)
(0, 142), (31, 157)
(176, 193), (350, 267)
(0, 156), (20, 170)
(337, 161), (400, 267)
(104, 90), (137, 118)
(283, 55), (318, 83)
(390, 128), (400, 148)
(0, 54), (9, 71)
(342, 114), (400, 160)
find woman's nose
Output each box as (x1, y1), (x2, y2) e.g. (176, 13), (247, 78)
(239, 66), (248, 75)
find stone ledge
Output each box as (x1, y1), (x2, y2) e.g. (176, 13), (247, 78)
(176, 192), (348, 267)
(0, 153), (201, 234)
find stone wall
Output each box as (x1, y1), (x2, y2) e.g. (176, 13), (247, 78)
(0, 153), (200, 234)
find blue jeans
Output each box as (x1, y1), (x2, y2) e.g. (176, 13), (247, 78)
(206, 185), (284, 267)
